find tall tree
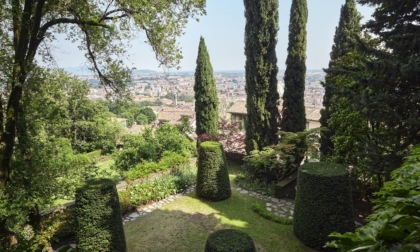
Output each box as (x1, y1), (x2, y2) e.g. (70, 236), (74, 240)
(280, 0), (308, 133)
(194, 37), (219, 138)
(328, 0), (419, 189)
(244, 0), (280, 154)
(0, 0), (205, 185)
(320, 0), (362, 160)
(355, 0), (420, 179)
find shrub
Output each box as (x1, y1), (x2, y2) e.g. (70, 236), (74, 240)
(158, 151), (190, 169)
(293, 162), (355, 250)
(205, 229), (256, 252)
(243, 130), (320, 182)
(123, 151), (190, 181)
(124, 161), (162, 181)
(114, 147), (139, 171)
(118, 190), (134, 215)
(75, 179), (126, 252)
(326, 146), (420, 251)
(196, 141), (231, 201)
(129, 177), (177, 206)
(155, 123), (196, 157)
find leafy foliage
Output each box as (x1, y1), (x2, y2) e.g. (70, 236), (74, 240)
(244, 0), (281, 154)
(121, 166), (196, 211)
(194, 37), (219, 137)
(0, 0), (206, 188)
(326, 145), (420, 251)
(323, 0), (420, 193)
(114, 124), (195, 171)
(123, 151), (189, 181)
(293, 162), (355, 250)
(243, 129), (319, 182)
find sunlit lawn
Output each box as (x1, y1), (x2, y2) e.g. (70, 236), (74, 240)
(123, 163), (315, 252)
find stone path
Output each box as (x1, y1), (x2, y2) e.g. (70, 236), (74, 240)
(123, 185), (294, 224)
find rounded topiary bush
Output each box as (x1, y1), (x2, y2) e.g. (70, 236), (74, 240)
(75, 178), (127, 252)
(205, 229), (256, 252)
(196, 141), (231, 201)
(293, 162), (355, 250)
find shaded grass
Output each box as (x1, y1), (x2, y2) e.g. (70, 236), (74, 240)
(124, 165), (314, 252)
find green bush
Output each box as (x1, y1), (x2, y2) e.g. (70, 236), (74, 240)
(127, 167), (196, 207)
(293, 162), (355, 250)
(205, 229), (256, 252)
(114, 147), (139, 171)
(124, 161), (162, 181)
(123, 151), (190, 181)
(326, 146), (420, 251)
(155, 123), (196, 157)
(75, 179), (126, 252)
(129, 177), (177, 206)
(196, 141), (231, 201)
(158, 151), (190, 168)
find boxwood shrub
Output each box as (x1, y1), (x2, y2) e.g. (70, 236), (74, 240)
(75, 179), (126, 252)
(293, 162), (355, 250)
(205, 229), (256, 252)
(196, 141), (231, 201)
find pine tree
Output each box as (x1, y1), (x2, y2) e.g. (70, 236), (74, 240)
(354, 0), (420, 179)
(327, 0), (419, 187)
(194, 37), (219, 138)
(320, 0), (361, 160)
(244, 0), (280, 154)
(280, 0), (308, 133)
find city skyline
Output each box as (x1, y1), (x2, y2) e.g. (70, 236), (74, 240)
(42, 0), (374, 73)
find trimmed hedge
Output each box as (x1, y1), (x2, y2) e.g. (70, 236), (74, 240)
(205, 229), (256, 252)
(196, 141), (231, 201)
(75, 179), (127, 252)
(293, 162), (355, 250)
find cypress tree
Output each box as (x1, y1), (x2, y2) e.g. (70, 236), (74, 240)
(320, 0), (361, 160)
(194, 37), (219, 138)
(280, 0), (308, 133)
(244, 0), (280, 154)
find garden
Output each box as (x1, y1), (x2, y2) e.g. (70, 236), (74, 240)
(1, 1), (419, 251)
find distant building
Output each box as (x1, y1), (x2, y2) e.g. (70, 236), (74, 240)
(305, 107), (322, 129)
(227, 100), (247, 131)
(156, 110), (195, 128)
(227, 100), (321, 131)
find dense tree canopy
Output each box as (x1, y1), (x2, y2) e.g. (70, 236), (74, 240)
(244, 0), (280, 154)
(326, 0), (420, 188)
(194, 36), (219, 137)
(0, 0), (206, 185)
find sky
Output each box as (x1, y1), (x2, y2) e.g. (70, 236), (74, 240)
(44, 0), (374, 73)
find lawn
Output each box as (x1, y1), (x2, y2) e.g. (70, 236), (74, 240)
(123, 163), (315, 252)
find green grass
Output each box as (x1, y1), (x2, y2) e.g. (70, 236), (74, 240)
(124, 162), (314, 252)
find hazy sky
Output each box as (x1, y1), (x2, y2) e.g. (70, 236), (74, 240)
(43, 0), (374, 72)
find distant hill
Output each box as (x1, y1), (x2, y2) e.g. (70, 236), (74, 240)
(64, 66), (157, 76)
(132, 69), (157, 74)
